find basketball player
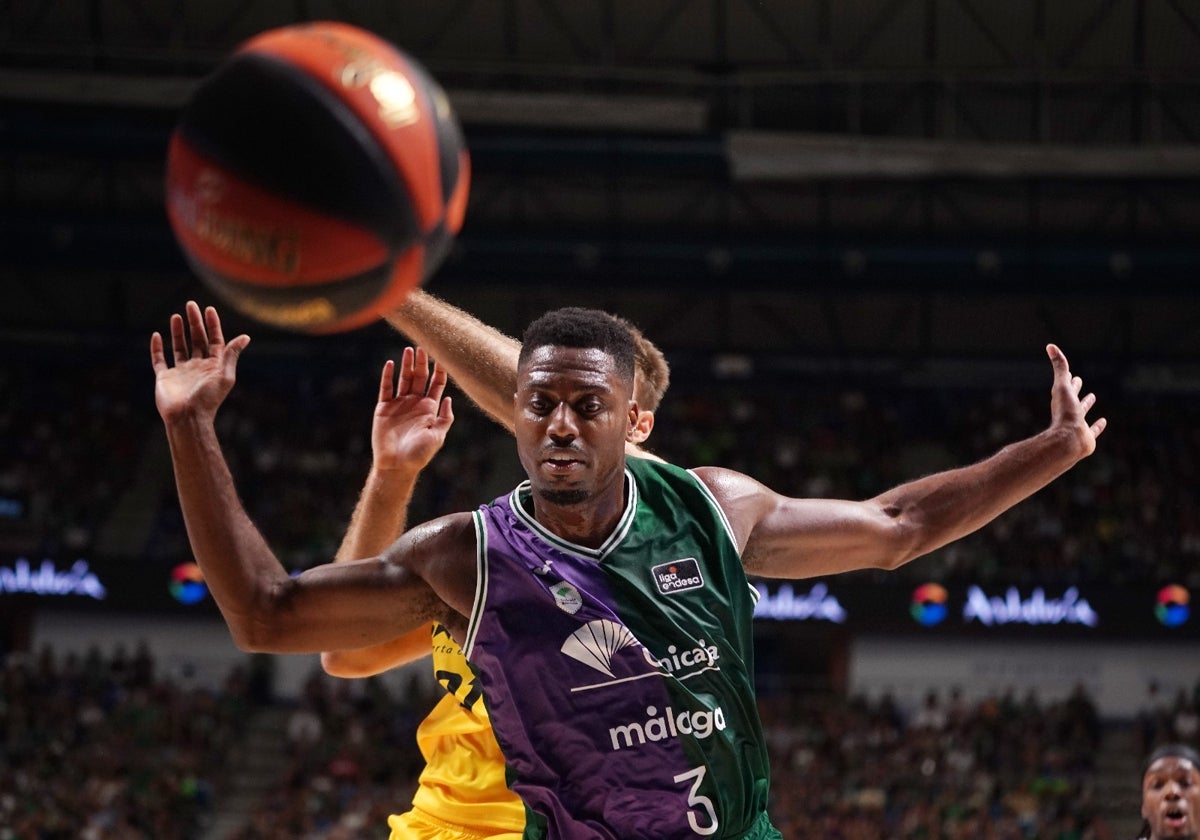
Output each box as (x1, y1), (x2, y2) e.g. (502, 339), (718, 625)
(321, 291), (670, 839)
(150, 301), (1105, 839)
(1137, 744), (1200, 840)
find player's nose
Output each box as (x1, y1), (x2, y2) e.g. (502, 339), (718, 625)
(546, 403), (579, 439)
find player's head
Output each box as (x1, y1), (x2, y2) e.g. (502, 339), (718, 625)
(1140, 743), (1200, 840)
(518, 307), (637, 386)
(610, 315), (669, 446)
(516, 308), (638, 506)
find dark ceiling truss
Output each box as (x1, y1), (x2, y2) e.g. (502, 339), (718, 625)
(1, 0), (1199, 363)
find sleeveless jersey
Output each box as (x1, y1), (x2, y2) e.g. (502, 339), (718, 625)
(394, 623), (527, 835)
(464, 457), (775, 840)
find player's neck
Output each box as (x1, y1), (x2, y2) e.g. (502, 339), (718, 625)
(529, 475), (629, 550)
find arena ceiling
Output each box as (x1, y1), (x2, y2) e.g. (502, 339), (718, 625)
(2, 0), (1199, 362)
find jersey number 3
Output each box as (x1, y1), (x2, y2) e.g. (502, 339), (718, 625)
(674, 765), (719, 836)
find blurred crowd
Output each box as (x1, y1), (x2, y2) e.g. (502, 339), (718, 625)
(4, 339), (1200, 834)
(651, 375), (1200, 589)
(11, 645), (1200, 839)
(0, 644), (248, 839)
(761, 685), (1106, 839)
(3, 338), (1199, 588)
(0, 347), (144, 560)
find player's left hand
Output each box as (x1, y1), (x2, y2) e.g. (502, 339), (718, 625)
(1046, 343), (1107, 459)
(371, 347), (455, 473)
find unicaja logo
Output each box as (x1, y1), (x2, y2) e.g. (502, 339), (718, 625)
(1156, 585), (1190, 627)
(642, 640), (721, 676)
(910, 583), (948, 626)
(561, 619), (641, 677)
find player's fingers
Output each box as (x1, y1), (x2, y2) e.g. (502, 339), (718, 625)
(378, 359), (396, 402)
(1092, 417), (1108, 438)
(170, 313), (188, 364)
(186, 301), (209, 358)
(150, 332), (166, 372)
(1071, 375), (1083, 396)
(427, 362), (448, 403)
(397, 347), (416, 396)
(222, 335), (251, 375)
(205, 306), (225, 347)
(412, 347), (433, 395)
(438, 396), (454, 426)
(1046, 343), (1070, 380)
(1080, 392), (1097, 412)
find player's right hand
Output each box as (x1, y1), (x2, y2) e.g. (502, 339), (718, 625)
(371, 347), (455, 473)
(150, 301), (250, 425)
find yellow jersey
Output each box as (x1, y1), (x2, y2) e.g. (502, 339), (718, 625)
(390, 623), (526, 837)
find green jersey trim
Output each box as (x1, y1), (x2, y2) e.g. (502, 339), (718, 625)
(686, 468), (762, 605)
(464, 509), (488, 659)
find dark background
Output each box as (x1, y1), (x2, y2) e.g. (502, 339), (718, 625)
(2, 0), (1199, 364)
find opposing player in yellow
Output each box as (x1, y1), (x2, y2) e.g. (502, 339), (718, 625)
(321, 291), (669, 839)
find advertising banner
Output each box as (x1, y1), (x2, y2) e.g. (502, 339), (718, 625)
(3, 555), (1196, 639)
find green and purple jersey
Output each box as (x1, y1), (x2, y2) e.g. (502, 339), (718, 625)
(464, 457), (779, 840)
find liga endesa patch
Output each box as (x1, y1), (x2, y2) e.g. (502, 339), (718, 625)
(651, 558), (705, 595)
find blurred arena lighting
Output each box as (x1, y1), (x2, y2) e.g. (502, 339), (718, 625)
(727, 130), (1200, 180)
(0, 69), (708, 134)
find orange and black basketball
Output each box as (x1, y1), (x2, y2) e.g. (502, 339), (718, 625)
(165, 21), (469, 333)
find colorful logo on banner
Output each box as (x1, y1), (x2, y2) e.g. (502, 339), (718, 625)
(910, 583), (948, 626)
(1155, 585), (1190, 627)
(169, 563), (208, 605)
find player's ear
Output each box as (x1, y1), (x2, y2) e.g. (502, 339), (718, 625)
(628, 409), (654, 444)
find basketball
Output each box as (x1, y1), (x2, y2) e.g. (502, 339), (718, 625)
(164, 21), (469, 333)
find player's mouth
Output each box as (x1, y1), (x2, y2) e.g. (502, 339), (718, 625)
(1163, 806), (1189, 832)
(543, 456), (584, 475)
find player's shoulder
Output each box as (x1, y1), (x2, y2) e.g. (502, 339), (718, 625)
(396, 512), (480, 624)
(394, 512), (479, 567)
(411, 510), (478, 538)
(626, 442), (668, 463)
(687, 466), (774, 522)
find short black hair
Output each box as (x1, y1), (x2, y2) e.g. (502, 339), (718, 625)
(1144, 743), (1200, 775)
(519, 307), (636, 387)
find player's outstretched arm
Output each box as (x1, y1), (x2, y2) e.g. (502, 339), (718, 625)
(151, 302), (460, 653)
(322, 349), (454, 677)
(701, 343), (1107, 579)
(384, 290), (521, 433)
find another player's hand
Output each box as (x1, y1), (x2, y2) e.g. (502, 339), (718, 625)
(371, 347), (455, 473)
(150, 301), (250, 425)
(1046, 343), (1107, 459)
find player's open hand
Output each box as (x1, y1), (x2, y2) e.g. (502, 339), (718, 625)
(371, 347), (455, 473)
(150, 301), (250, 424)
(1046, 343), (1107, 459)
